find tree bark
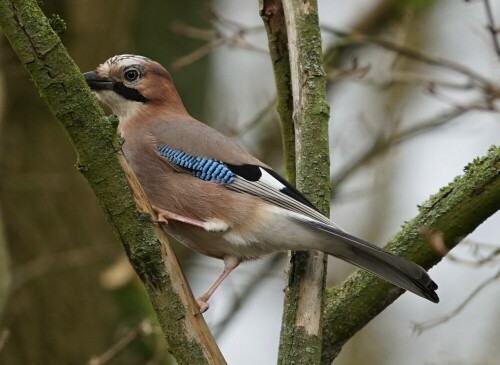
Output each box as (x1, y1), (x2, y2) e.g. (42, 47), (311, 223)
(0, 1), (132, 361)
(259, 0), (296, 184)
(321, 146), (500, 364)
(261, 1), (331, 364)
(0, 1), (225, 364)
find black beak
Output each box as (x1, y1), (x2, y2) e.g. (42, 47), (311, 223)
(83, 71), (114, 91)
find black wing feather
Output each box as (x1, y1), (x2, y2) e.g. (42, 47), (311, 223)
(262, 167), (319, 212)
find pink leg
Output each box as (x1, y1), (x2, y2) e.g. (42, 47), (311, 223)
(196, 256), (241, 314)
(152, 205), (206, 229)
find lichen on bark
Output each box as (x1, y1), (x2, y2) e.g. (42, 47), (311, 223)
(261, 1), (331, 364)
(321, 146), (500, 364)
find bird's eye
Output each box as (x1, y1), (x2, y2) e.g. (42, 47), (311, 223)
(124, 69), (139, 82)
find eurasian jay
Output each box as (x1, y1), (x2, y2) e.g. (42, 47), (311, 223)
(84, 54), (438, 312)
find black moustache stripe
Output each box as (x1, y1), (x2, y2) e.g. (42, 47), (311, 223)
(113, 82), (148, 103)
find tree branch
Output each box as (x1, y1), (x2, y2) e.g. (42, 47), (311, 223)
(260, 1), (331, 364)
(88, 319), (155, 365)
(482, 0), (500, 61)
(412, 267), (500, 335)
(321, 146), (500, 364)
(323, 27), (495, 91)
(0, 1), (225, 364)
(259, 0), (296, 184)
(331, 100), (481, 190)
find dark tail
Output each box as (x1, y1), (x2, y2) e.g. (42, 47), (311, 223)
(300, 220), (439, 303)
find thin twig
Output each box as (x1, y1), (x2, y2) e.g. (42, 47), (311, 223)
(172, 23), (267, 70)
(322, 26), (496, 91)
(224, 97), (277, 138)
(462, 239), (500, 251)
(331, 100), (485, 189)
(325, 62), (371, 81)
(172, 38), (226, 70)
(208, 6), (260, 31)
(88, 319), (155, 365)
(326, 62), (478, 95)
(171, 23), (218, 41)
(213, 253), (284, 337)
(344, 69), (476, 91)
(412, 268), (500, 335)
(390, 71), (475, 90)
(10, 245), (114, 292)
(446, 248), (500, 267)
(428, 87), (496, 111)
(482, 0), (500, 60)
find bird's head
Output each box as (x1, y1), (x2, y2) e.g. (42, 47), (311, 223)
(84, 54), (185, 120)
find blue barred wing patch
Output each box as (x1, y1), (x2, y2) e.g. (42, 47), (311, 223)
(157, 146), (234, 184)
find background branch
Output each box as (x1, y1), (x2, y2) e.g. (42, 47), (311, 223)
(482, 0), (500, 61)
(321, 146), (500, 364)
(213, 253), (285, 337)
(413, 267), (500, 334)
(323, 27), (496, 92)
(88, 319), (155, 365)
(331, 100), (482, 189)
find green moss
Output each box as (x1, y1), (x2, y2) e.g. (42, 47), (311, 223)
(0, 1), (222, 364)
(321, 145), (500, 364)
(260, 0), (296, 184)
(278, 326), (322, 365)
(48, 14), (66, 35)
(261, 1), (331, 364)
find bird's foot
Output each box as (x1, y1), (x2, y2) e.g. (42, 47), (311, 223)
(193, 256), (240, 314)
(195, 297), (210, 315)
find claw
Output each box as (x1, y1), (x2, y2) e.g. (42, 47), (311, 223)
(195, 298), (210, 315)
(193, 256), (240, 313)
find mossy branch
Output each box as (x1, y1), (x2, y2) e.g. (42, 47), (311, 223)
(261, 2), (500, 364)
(321, 146), (500, 364)
(261, 1), (331, 364)
(259, 0), (295, 184)
(0, 1), (225, 364)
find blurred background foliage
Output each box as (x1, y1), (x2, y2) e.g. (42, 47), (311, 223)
(0, 0), (499, 364)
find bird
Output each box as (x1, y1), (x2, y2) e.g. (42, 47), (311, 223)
(83, 54), (439, 313)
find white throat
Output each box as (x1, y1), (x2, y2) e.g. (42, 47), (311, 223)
(95, 90), (143, 134)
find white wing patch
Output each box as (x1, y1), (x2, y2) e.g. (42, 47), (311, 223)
(259, 168), (286, 190)
(227, 175), (337, 228)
